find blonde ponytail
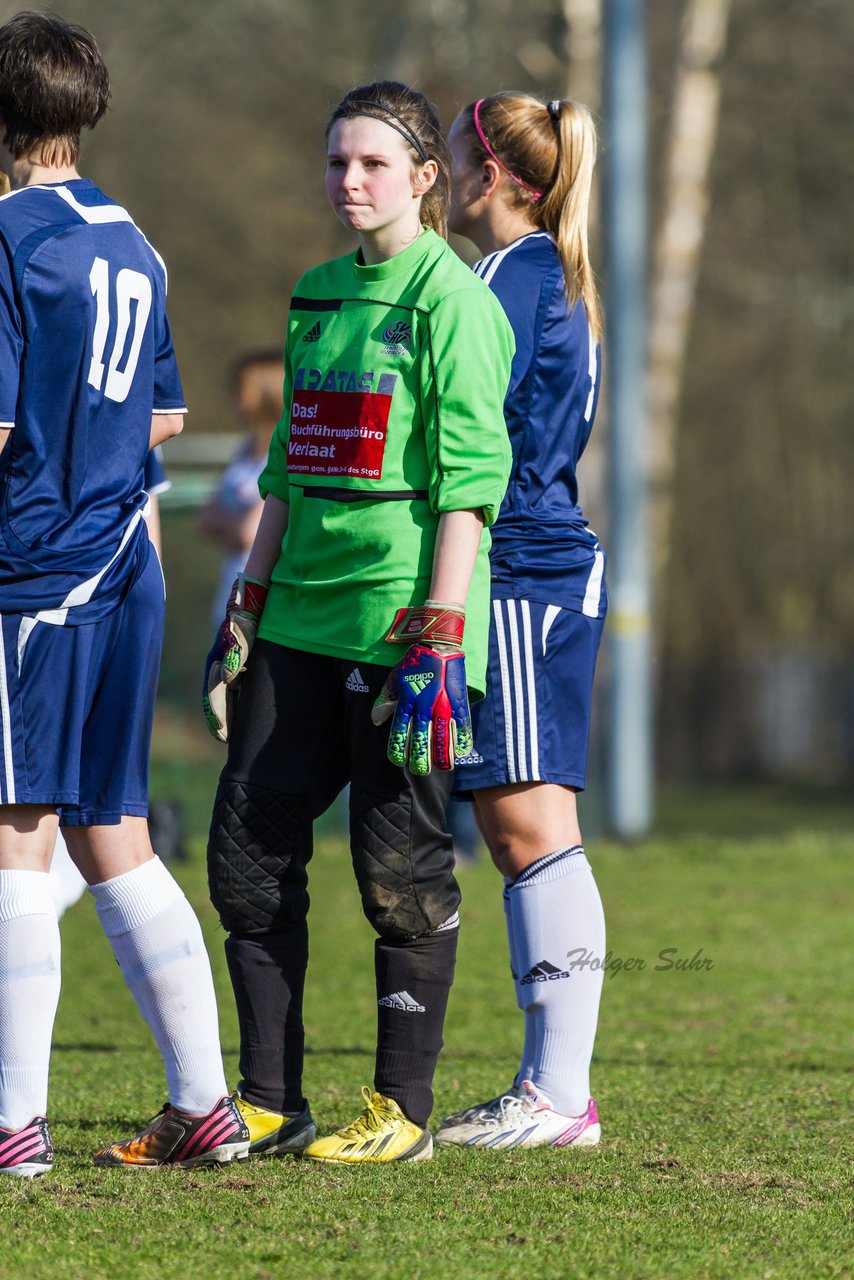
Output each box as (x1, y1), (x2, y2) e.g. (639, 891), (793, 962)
(458, 93), (601, 340)
(540, 100), (601, 341)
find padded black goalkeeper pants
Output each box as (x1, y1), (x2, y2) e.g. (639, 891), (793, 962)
(207, 640), (460, 1124)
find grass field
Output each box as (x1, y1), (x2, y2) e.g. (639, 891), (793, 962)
(1, 745), (851, 1280)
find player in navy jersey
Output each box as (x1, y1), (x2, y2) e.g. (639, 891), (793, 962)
(0, 13), (247, 1176)
(436, 93), (607, 1150)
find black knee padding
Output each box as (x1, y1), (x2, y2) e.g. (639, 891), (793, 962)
(207, 781), (312, 934)
(349, 787), (460, 941)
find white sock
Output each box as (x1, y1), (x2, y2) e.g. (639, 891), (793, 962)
(502, 878), (535, 1086)
(90, 857), (227, 1114)
(506, 846), (605, 1116)
(0, 871), (61, 1130)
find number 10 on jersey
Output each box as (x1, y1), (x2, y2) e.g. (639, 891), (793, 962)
(87, 256), (152, 403)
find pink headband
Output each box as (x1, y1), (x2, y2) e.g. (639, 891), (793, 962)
(473, 98), (542, 200)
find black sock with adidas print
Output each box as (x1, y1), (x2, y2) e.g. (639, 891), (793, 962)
(373, 922), (458, 1127)
(225, 927), (308, 1114)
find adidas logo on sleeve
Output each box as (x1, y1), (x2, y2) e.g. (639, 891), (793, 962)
(378, 991), (425, 1013)
(345, 668), (370, 693)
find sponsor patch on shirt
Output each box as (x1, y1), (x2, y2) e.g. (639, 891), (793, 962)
(288, 371), (397, 480)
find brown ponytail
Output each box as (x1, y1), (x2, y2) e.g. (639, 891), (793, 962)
(458, 93), (601, 340)
(327, 81), (451, 239)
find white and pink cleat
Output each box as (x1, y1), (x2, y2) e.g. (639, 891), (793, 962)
(0, 1115), (54, 1178)
(436, 1081), (600, 1150)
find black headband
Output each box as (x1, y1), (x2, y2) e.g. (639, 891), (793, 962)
(339, 101), (429, 162)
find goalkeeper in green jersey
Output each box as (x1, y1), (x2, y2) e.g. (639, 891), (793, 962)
(204, 80), (513, 1163)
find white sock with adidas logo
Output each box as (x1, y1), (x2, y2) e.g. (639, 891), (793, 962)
(506, 846), (605, 1117)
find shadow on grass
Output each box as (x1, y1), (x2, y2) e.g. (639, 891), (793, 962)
(655, 782), (854, 840)
(60, 1117), (150, 1131)
(51, 1040), (407, 1060)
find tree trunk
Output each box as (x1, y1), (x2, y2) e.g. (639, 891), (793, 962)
(648, 0), (732, 583)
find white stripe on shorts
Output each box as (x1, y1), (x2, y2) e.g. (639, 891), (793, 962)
(492, 600), (517, 784)
(505, 601), (528, 780)
(492, 599), (545, 784)
(0, 617), (16, 803)
(520, 601), (540, 781)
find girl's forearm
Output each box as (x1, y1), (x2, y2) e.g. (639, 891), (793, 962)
(429, 508), (485, 608)
(243, 493), (289, 582)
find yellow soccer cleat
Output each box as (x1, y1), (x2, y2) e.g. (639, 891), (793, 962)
(235, 1094), (315, 1156)
(303, 1087), (432, 1164)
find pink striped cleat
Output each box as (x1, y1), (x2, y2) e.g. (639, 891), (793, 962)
(93, 1094), (249, 1169)
(436, 1081), (600, 1150)
(0, 1115), (54, 1178)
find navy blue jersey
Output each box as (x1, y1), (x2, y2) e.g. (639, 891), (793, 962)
(473, 232), (605, 616)
(0, 180), (185, 620)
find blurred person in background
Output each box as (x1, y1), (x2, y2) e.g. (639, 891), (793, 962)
(203, 80), (513, 1164)
(197, 350), (283, 622)
(436, 93), (607, 1151)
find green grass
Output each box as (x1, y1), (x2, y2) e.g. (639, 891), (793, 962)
(2, 765), (852, 1279)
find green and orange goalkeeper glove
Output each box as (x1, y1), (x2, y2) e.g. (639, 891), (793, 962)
(203, 573), (269, 742)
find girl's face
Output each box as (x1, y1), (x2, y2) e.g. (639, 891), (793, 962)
(326, 116), (433, 240)
(447, 115), (485, 238)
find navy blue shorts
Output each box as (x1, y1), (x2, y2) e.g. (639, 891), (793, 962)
(454, 596), (604, 795)
(0, 545), (164, 824)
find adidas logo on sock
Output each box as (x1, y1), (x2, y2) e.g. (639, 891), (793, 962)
(345, 668), (370, 693)
(302, 321), (322, 343)
(378, 990), (425, 1013)
(520, 959), (571, 985)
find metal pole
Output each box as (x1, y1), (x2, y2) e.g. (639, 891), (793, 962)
(602, 0), (654, 837)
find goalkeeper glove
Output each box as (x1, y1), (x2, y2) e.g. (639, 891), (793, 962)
(203, 573), (269, 742)
(371, 601), (474, 776)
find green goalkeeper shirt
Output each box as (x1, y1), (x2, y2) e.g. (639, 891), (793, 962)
(257, 228), (514, 694)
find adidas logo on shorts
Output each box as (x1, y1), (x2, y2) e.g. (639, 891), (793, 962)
(455, 750), (484, 766)
(345, 668), (369, 693)
(378, 990), (425, 1013)
(520, 960), (572, 985)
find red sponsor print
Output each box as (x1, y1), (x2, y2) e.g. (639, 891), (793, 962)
(288, 389), (392, 479)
